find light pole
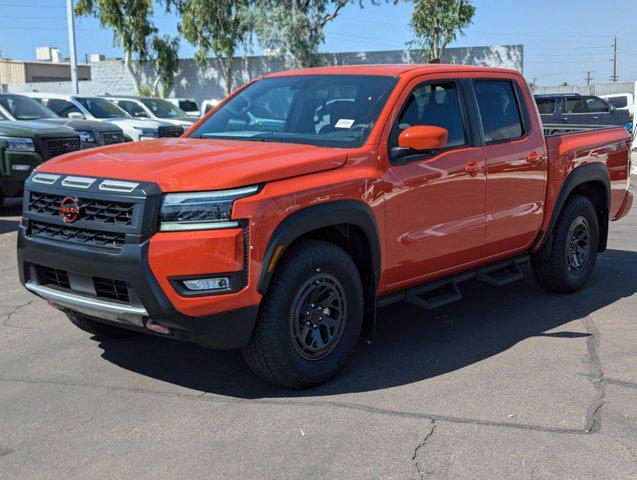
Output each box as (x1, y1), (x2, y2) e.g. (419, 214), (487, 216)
(66, 0), (79, 94)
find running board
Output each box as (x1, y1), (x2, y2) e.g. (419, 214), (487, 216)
(378, 255), (529, 310)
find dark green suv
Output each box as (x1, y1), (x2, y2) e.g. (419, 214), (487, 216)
(0, 117), (80, 207)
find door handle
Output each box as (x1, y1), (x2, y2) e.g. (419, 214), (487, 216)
(464, 161), (484, 176)
(526, 151), (545, 167)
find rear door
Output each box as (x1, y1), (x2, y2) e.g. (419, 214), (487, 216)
(471, 77), (548, 255)
(561, 96), (592, 126)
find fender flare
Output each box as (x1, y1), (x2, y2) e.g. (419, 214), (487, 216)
(257, 200), (381, 295)
(534, 162), (610, 252)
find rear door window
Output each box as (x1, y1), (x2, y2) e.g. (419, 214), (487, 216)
(473, 80), (524, 143)
(562, 97), (589, 114)
(535, 98), (556, 115)
(393, 81), (467, 148)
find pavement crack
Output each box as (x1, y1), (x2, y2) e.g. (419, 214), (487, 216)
(573, 304), (606, 433)
(412, 420), (436, 479)
(1, 300), (36, 330)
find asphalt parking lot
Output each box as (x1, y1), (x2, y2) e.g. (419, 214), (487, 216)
(0, 185), (635, 479)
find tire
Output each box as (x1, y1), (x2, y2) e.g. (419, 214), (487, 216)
(242, 239), (364, 389)
(531, 194), (599, 293)
(66, 312), (139, 339)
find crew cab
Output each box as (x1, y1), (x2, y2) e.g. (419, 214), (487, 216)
(18, 65), (633, 388)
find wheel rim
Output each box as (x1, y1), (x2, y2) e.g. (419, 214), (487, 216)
(289, 272), (347, 361)
(566, 215), (591, 275)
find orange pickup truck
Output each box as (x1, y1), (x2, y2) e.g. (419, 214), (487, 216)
(18, 65), (632, 388)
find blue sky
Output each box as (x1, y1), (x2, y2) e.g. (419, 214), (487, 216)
(0, 0), (636, 86)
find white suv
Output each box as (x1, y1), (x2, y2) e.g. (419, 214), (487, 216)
(24, 93), (183, 141)
(106, 96), (196, 128)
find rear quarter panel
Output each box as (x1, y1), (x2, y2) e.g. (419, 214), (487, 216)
(543, 127), (631, 228)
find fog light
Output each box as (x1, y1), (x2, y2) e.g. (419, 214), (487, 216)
(182, 277), (230, 291)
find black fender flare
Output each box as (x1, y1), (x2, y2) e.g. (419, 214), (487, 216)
(534, 162), (610, 252)
(257, 200), (381, 295)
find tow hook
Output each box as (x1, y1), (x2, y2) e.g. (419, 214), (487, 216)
(145, 320), (170, 335)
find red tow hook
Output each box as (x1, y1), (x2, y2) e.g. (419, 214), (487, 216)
(145, 320), (170, 335)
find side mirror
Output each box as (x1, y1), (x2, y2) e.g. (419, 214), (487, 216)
(68, 112), (85, 120)
(134, 111), (149, 118)
(391, 125), (449, 160)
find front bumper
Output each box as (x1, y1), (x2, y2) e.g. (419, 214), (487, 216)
(18, 227), (259, 349)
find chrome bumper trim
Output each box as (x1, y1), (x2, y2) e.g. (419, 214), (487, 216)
(25, 282), (148, 322)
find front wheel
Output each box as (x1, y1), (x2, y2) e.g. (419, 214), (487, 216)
(531, 194), (599, 293)
(242, 239), (364, 389)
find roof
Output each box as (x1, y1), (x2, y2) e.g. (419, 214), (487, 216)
(265, 63), (520, 78)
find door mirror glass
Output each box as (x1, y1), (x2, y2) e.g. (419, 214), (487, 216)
(67, 111), (85, 119)
(398, 125), (448, 151)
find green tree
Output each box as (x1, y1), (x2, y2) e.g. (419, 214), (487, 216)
(409, 0), (475, 62)
(252, 0), (395, 68)
(74, 0), (180, 96)
(167, 0), (252, 95)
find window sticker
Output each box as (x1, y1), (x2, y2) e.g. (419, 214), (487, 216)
(334, 118), (355, 129)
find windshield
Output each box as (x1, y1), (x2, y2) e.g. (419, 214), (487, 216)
(141, 98), (187, 118)
(190, 75), (397, 148)
(0, 94), (57, 120)
(76, 97), (129, 119)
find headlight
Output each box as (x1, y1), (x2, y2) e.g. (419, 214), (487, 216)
(139, 128), (159, 139)
(0, 136), (35, 152)
(77, 130), (96, 144)
(159, 185), (259, 231)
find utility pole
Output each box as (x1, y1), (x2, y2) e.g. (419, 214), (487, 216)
(584, 70), (594, 86)
(610, 35), (618, 82)
(66, 0), (79, 94)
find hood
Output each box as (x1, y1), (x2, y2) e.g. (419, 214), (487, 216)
(0, 120), (77, 137)
(104, 117), (165, 129)
(40, 117), (122, 133)
(38, 137), (348, 192)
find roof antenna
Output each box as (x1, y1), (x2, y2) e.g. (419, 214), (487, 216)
(429, 58), (441, 64)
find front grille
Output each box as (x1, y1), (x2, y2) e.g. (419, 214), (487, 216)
(30, 221), (125, 249)
(29, 191), (134, 226)
(158, 126), (184, 138)
(94, 277), (130, 303)
(44, 137), (81, 159)
(36, 265), (70, 289)
(101, 131), (125, 145)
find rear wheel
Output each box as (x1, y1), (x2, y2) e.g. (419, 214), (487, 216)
(531, 194), (599, 293)
(242, 239), (364, 389)
(66, 312), (138, 339)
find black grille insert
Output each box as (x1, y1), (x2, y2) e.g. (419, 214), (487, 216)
(30, 221), (125, 249)
(36, 265), (70, 289)
(44, 137), (81, 158)
(29, 191), (135, 226)
(101, 131), (125, 145)
(158, 126), (184, 138)
(94, 277), (130, 303)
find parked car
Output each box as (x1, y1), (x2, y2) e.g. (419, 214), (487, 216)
(24, 93), (184, 141)
(0, 117), (80, 207)
(106, 96), (195, 128)
(0, 93), (125, 149)
(18, 65), (632, 388)
(165, 98), (200, 117)
(600, 93), (636, 115)
(535, 93), (632, 133)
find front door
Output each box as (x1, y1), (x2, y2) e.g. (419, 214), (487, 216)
(471, 78), (548, 254)
(382, 78), (487, 289)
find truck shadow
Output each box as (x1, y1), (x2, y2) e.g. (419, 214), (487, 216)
(96, 248), (637, 398)
(0, 198), (22, 234)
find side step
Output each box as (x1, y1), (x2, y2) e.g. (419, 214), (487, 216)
(377, 255), (529, 310)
